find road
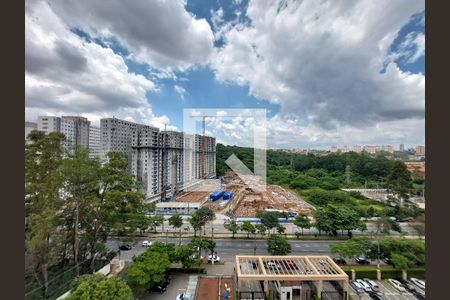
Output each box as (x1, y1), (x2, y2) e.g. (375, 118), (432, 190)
(106, 238), (338, 262)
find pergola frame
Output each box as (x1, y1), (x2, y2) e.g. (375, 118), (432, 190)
(235, 255), (349, 299)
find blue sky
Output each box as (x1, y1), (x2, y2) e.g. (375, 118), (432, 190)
(25, 0), (425, 149)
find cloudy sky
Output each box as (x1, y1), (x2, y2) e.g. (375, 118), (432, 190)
(25, 0), (425, 149)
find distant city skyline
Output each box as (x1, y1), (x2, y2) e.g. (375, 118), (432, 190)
(25, 0), (424, 148)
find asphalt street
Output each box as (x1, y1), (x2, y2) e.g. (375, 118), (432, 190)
(106, 238), (338, 262)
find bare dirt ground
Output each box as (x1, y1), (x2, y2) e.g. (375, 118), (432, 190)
(195, 276), (234, 300)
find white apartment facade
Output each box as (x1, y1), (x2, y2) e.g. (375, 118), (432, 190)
(89, 125), (101, 158)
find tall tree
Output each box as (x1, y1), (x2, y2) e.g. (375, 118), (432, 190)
(240, 221), (256, 238)
(25, 131), (65, 297)
(169, 214), (183, 245)
(60, 147), (100, 275)
(66, 274), (133, 300)
(330, 240), (365, 260)
(387, 161), (413, 206)
(267, 235), (291, 255)
(195, 207), (216, 236)
(293, 213), (311, 236)
(224, 219), (240, 238)
(255, 223), (267, 237)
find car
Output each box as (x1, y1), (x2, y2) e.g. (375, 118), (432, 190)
(151, 274), (171, 293)
(363, 278), (379, 291)
(119, 244), (132, 251)
(208, 255), (220, 263)
(280, 260), (299, 270)
(264, 261), (281, 270)
(368, 291), (384, 300)
(382, 257), (394, 266)
(142, 240), (152, 247)
(387, 279), (406, 292)
(176, 293), (185, 300)
(355, 257), (370, 265)
(350, 280), (365, 294)
(333, 257), (347, 265)
(356, 279), (372, 293)
(410, 278), (425, 290)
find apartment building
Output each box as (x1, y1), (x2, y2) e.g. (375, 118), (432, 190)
(415, 145), (425, 155)
(101, 117), (216, 199)
(37, 116), (61, 133)
(400, 144), (405, 152)
(363, 145), (380, 154)
(89, 125), (101, 158)
(341, 145), (349, 153)
(381, 145), (394, 153)
(330, 146), (338, 153)
(353, 145), (362, 153)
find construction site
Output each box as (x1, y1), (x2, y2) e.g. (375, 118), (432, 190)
(172, 172), (314, 218)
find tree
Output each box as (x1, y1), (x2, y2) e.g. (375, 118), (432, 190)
(293, 213), (311, 236)
(387, 161), (413, 206)
(195, 207), (216, 235)
(314, 204), (365, 237)
(60, 147), (100, 275)
(66, 274), (133, 300)
(175, 245), (197, 269)
(256, 211), (279, 233)
(330, 240), (365, 259)
(276, 224), (286, 235)
(25, 131), (65, 297)
(124, 250), (170, 295)
(189, 214), (202, 237)
(390, 253), (413, 270)
(148, 215), (165, 233)
(240, 221), (256, 238)
(255, 223), (267, 237)
(267, 235), (291, 255)
(224, 219), (240, 238)
(169, 214), (183, 245)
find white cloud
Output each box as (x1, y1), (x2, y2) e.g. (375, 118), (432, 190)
(210, 0), (425, 145)
(174, 85), (187, 101)
(46, 0), (214, 70)
(25, 0), (175, 129)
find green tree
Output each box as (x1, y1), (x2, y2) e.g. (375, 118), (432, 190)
(169, 214), (184, 245)
(195, 207), (216, 235)
(314, 204), (365, 237)
(330, 240), (365, 259)
(293, 213), (311, 236)
(387, 161), (413, 205)
(60, 147), (100, 275)
(189, 214), (202, 237)
(267, 235), (291, 255)
(224, 219), (240, 238)
(255, 223), (267, 237)
(66, 274), (133, 300)
(124, 250), (171, 295)
(25, 131), (65, 297)
(276, 224), (286, 235)
(390, 253), (413, 270)
(240, 221), (256, 238)
(256, 211), (279, 233)
(175, 245), (197, 269)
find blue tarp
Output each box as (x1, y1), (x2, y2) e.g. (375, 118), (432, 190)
(222, 192), (233, 200)
(210, 191), (223, 201)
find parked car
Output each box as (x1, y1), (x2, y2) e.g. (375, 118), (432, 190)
(368, 291), (384, 300)
(388, 279), (406, 292)
(363, 279), (379, 291)
(356, 279), (372, 293)
(176, 293), (185, 300)
(208, 255), (220, 263)
(382, 257), (394, 266)
(151, 274), (171, 293)
(333, 257), (347, 265)
(350, 280), (365, 294)
(355, 257), (370, 265)
(410, 278), (425, 290)
(142, 240), (152, 247)
(264, 261), (281, 270)
(280, 260), (299, 270)
(119, 244), (132, 251)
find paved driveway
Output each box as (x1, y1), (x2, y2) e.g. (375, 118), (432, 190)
(141, 273), (190, 300)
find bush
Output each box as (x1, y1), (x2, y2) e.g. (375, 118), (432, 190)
(381, 269), (403, 280)
(355, 270), (378, 279)
(407, 269), (425, 279)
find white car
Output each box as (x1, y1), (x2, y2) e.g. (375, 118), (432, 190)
(176, 293), (185, 300)
(142, 240), (152, 247)
(208, 255), (220, 263)
(410, 278), (425, 290)
(265, 261), (281, 270)
(388, 279), (406, 292)
(363, 278), (379, 291)
(351, 281), (365, 294)
(356, 279), (372, 293)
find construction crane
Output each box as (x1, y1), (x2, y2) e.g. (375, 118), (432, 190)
(189, 114), (240, 179)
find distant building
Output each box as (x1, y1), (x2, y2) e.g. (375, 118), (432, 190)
(37, 116), (61, 134)
(89, 125), (101, 158)
(62, 116), (90, 149)
(363, 145), (380, 154)
(341, 145), (349, 153)
(415, 145), (425, 155)
(25, 121), (37, 141)
(353, 145), (362, 153)
(399, 144), (405, 152)
(330, 146), (338, 153)
(381, 145), (394, 153)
